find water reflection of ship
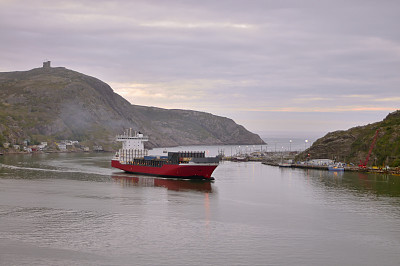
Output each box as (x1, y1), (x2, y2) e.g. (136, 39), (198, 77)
(112, 175), (213, 192)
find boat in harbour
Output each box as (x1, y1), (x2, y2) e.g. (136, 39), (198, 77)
(278, 162), (292, 167)
(278, 157), (293, 167)
(232, 155), (248, 162)
(111, 129), (219, 180)
(328, 163), (345, 171)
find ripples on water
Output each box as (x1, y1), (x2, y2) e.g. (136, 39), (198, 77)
(1, 152), (400, 265)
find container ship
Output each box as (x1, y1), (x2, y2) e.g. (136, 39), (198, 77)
(111, 129), (219, 180)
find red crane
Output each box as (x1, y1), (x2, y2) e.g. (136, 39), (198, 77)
(358, 129), (379, 168)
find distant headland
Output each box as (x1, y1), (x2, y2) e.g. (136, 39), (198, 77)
(0, 62), (264, 154)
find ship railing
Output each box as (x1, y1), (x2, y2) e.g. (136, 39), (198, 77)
(115, 135), (149, 141)
(192, 157), (220, 164)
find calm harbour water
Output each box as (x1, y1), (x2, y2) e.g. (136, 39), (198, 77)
(1, 147), (400, 266)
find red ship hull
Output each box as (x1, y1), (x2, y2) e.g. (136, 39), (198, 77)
(111, 159), (218, 180)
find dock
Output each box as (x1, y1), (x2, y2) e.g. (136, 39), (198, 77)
(262, 161), (400, 175)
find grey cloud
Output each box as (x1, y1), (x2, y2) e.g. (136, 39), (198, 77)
(1, 0), (399, 136)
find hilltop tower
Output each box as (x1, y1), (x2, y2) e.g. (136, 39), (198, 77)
(43, 61), (51, 68)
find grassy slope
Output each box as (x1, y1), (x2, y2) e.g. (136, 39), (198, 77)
(0, 67), (264, 149)
(297, 111), (400, 167)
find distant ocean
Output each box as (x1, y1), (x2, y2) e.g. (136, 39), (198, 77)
(261, 137), (316, 152)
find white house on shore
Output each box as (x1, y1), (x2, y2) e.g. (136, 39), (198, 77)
(38, 142), (47, 150)
(57, 143), (67, 151)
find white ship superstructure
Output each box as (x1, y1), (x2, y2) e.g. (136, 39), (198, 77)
(114, 129), (149, 162)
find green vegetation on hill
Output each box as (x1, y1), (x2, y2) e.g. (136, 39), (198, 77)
(297, 111), (400, 167)
(0, 66), (264, 151)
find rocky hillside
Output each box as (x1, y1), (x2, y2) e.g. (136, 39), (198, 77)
(0, 66), (264, 151)
(297, 111), (400, 167)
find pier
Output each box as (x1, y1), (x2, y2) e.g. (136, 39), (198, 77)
(261, 161), (400, 175)
(222, 151), (400, 175)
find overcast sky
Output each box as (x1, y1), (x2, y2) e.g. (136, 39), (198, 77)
(1, 0), (399, 138)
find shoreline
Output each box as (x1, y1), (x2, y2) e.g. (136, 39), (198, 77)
(0, 150), (112, 155)
(261, 161), (400, 176)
